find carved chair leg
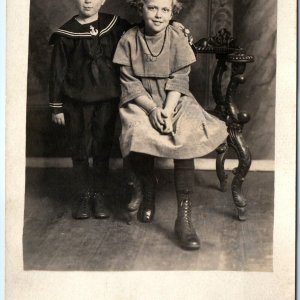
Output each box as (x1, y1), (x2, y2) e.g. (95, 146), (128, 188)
(228, 128), (252, 221)
(216, 142), (229, 192)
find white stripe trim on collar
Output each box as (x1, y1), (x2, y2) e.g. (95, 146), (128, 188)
(55, 16), (119, 38)
(56, 29), (91, 37)
(99, 15), (118, 37)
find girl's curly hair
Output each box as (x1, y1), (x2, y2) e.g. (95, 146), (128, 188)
(127, 0), (183, 15)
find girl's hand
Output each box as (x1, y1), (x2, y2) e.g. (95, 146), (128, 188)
(52, 112), (65, 126)
(172, 21), (194, 45)
(149, 107), (167, 132)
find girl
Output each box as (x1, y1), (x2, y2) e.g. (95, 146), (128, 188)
(113, 0), (228, 250)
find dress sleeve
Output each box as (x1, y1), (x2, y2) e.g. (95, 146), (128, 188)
(49, 36), (72, 114)
(120, 66), (150, 107)
(113, 38), (131, 66)
(165, 66), (191, 96)
(170, 26), (196, 72)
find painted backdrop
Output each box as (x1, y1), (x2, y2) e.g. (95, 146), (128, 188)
(26, 0), (276, 160)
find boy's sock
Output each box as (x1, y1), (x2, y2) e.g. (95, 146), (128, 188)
(72, 159), (90, 192)
(91, 158), (110, 219)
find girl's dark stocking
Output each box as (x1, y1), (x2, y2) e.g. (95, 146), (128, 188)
(129, 153), (156, 223)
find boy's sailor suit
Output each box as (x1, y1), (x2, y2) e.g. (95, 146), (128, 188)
(49, 13), (130, 198)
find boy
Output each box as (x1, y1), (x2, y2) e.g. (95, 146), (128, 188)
(49, 0), (131, 219)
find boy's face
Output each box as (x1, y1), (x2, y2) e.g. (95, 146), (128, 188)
(76, 0), (106, 18)
(141, 0), (173, 35)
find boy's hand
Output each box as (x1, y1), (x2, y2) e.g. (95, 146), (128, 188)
(172, 21), (194, 45)
(149, 107), (167, 133)
(52, 112), (65, 126)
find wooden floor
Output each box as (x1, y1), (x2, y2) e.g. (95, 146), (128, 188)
(23, 168), (274, 271)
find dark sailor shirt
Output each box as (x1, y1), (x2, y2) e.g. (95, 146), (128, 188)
(49, 13), (130, 114)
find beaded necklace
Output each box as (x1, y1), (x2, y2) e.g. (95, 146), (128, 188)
(143, 26), (168, 58)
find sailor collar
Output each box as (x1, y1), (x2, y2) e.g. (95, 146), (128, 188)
(49, 13), (118, 44)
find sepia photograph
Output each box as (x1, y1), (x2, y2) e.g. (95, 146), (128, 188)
(24, 0), (275, 272)
(6, 0), (295, 298)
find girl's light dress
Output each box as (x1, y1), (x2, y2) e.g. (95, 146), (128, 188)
(113, 25), (228, 159)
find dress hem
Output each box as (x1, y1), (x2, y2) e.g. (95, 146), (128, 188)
(120, 135), (227, 159)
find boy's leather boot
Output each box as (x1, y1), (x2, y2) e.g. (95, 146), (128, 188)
(91, 161), (110, 219)
(137, 175), (156, 223)
(73, 190), (91, 219)
(92, 192), (110, 219)
(174, 189), (200, 250)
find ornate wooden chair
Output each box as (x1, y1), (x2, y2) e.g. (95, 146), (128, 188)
(194, 28), (254, 221)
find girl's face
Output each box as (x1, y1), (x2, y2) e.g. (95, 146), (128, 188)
(76, 0), (106, 19)
(141, 0), (173, 35)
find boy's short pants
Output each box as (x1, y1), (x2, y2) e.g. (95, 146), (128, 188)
(63, 97), (119, 169)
